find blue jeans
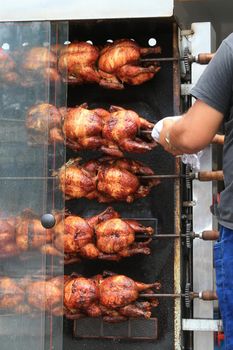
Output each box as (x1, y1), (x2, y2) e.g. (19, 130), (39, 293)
(214, 225), (233, 349)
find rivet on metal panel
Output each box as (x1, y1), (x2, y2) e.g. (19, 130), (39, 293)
(181, 84), (193, 96)
(180, 29), (194, 37)
(183, 200), (196, 207)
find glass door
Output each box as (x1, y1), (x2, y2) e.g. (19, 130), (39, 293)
(0, 21), (68, 350)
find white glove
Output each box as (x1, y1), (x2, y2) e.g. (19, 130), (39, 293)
(152, 116), (203, 171)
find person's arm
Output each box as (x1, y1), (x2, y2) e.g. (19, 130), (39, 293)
(158, 34), (233, 155)
(159, 99), (224, 155)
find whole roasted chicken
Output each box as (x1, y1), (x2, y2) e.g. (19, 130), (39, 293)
(20, 47), (60, 86)
(58, 157), (160, 202)
(25, 103), (156, 156)
(101, 105), (156, 155)
(26, 276), (64, 316)
(0, 277), (25, 311)
(58, 42), (100, 84)
(0, 50), (21, 85)
(98, 39), (161, 89)
(25, 103), (63, 145)
(0, 216), (19, 258)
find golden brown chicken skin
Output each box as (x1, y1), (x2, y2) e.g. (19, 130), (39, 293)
(101, 105), (156, 155)
(98, 39), (161, 89)
(0, 277), (25, 310)
(64, 272), (160, 322)
(70, 103), (157, 156)
(21, 47), (60, 86)
(58, 157), (160, 203)
(58, 42), (100, 84)
(64, 276), (101, 318)
(26, 276), (64, 316)
(63, 103), (109, 151)
(26, 103), (157, 155)
(0, 50), (21, 85)
(15, 209), (53, 252)
(0, 218), (20, 258)
(25, 103), (63, 144)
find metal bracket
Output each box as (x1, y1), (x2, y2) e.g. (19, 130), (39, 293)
(182, 319), (223, 332)
(181, 83), (194, 96)
(183, 200), (196, 208)
(180, 29), (194, 37)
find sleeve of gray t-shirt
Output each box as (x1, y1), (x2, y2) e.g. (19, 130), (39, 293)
(191, 34), (233, 115)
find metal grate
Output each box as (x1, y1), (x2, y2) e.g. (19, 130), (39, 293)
(73, 317), (158, 340)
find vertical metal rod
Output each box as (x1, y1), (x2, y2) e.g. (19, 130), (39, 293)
(173, 22), (182, 350)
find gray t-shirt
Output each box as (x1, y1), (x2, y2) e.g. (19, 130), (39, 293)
(191, 33), (233, 229)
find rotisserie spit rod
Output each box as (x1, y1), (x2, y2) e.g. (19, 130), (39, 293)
(140, 290), (218, 301)
(139, 170), (224, 182)
(140, 130), (224, 145)
(137, 229), (220, 241)
(141, 52), (215, 65)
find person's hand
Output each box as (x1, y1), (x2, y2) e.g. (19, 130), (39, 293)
(152, 116), (182, 155)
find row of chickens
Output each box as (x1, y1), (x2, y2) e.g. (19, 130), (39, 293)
(0, 39), (161, 89)
(26, 103), (157, 156)
(0, 207), (155, 262)
(0, 272), (160, 322)
(57, 157), (160, 202)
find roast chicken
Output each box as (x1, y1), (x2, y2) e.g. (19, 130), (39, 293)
(0, 208), (154, 263)
(25, 103), (63, 145)
(20, 47), (60, 86)
(0, 216), (20, 258)
(0, 277), (25, 311)
(0, 273), (160, 322)
(26, 276), (64, 316)
(98, 39), (161, 89)
(58, 42), (100, 84)
(25, 103), (156, 155)
(0, 50), (21, 85)
(57, 157), (160, 202)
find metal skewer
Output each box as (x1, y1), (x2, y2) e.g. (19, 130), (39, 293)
(139, 170), (224, 182)
(139, 129), (225, 145)
(136, 230), (219, 241)
(140, 286), (218, 307)
(141, 52), (214, 65)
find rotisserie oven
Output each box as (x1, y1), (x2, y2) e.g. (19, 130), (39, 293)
(0, 1), (221, 349)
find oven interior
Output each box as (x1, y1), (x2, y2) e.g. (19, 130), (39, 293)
(0, 17), (186, 350)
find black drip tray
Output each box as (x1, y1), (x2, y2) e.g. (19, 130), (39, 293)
(73, 318), (158, 340)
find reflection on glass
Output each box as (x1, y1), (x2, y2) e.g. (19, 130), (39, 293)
(0, 21), (67, 350)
